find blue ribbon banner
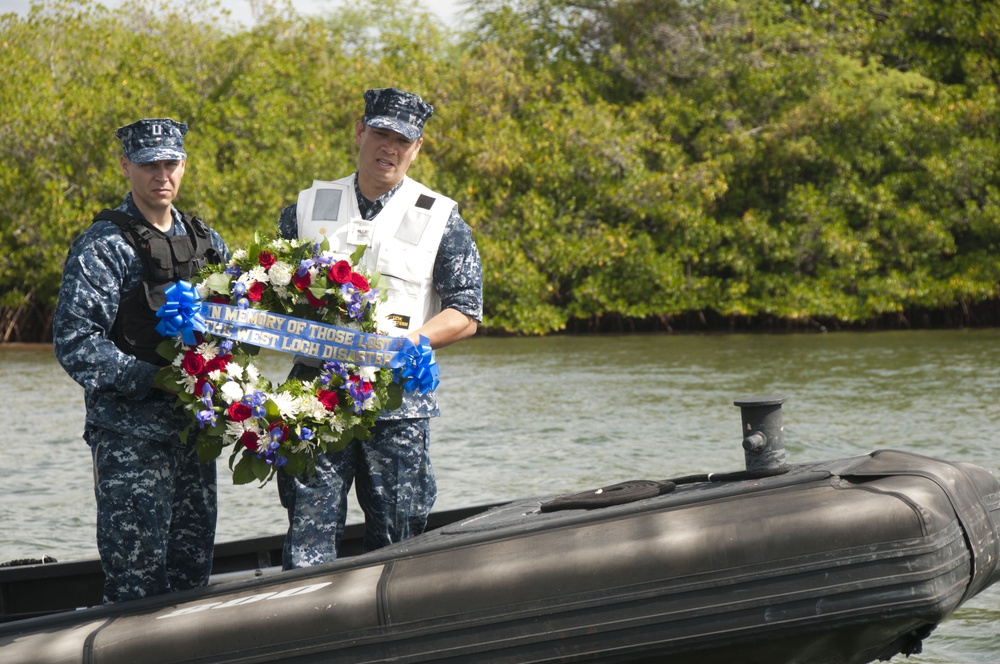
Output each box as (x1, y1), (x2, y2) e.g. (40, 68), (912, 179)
(201, 302), (407, 368)
(156, 281), (440, 392)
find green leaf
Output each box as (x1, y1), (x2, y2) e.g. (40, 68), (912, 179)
(202, 272), (233, 298)
(383, 382), (404, 411)
(352, 423), (373, 441)
(156, 338), (178, 361)
(251, 455), (272, 481)
(282, 454), (307, 476)
(349, 244), (368, 265)
(196, 437), (224, 463)
(153, 365), (179, 392)
(232, 454), (257, 485)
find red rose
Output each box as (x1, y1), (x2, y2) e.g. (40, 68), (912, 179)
(329, 260), (352, 285)
(181, 350), (206, 376)
(205, 354), (231, 374)
(227, 402), (253, 422)
(239, 430), (260, 452)
(247, 281), (266, 302)
(211, 295), (230, 304)
(258, 251), (276, 269)
(292, 271), (311, 290)
(317, 389), (339, 411)
(350, 272), (370, 292)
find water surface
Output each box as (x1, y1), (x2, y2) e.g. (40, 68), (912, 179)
(2, 329), (998, 662)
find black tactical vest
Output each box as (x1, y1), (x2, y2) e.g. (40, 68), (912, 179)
(96, 209), (222, 365)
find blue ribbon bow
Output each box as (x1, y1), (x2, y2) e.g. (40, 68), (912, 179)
(155, 280), (207, 345)
(391, 335), (440, 393)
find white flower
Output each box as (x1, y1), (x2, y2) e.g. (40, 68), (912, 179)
(324, 419), (346, 435)
(224, 419), (262, 445)
(196, 341), (219, 360)
(269, 391), (301, 419)
(220, 380), (245, 404)
(245, 363), (260, 383)
(267, 238), (289, 253)
(247, 265), (270, 284)
(231, 249), (248, 262)
(225, 361), (244, 380)
(300, 394), (330, 421)
(178, 373), (199, 393)
(269, 261), (293, 287)
(222, 422), (242, 444)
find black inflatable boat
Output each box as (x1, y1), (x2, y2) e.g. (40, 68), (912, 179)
(2, 396), (998, 663)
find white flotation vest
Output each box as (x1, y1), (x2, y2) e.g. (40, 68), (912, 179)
(295, 175), (455, 336)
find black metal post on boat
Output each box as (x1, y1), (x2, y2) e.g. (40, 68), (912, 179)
(733, 395), (788, 473)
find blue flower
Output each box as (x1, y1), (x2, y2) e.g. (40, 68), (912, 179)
(195, 409), (217, 429)
(242, 390), (268, 418)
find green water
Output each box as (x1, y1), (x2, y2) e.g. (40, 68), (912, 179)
(3, 329), (998, 662)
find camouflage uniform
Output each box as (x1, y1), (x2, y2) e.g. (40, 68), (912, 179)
(52, 119), (230, 604)
(277, 167), (484, 569)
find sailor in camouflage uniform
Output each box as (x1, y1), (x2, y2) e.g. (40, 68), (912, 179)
(53, 119), (230, 604)
(277, 88), (483, 568)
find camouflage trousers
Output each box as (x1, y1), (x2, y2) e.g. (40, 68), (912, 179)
(278, 418), (436, 569)
(89, 427), (217, 604)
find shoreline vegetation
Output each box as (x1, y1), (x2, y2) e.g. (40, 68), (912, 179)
(2, 0), (998, 343)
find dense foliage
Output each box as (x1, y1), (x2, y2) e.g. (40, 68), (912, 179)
(2, 0), (998, 340)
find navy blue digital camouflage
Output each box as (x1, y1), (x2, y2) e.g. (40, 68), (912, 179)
(53, 192), (229, 603)
(115, 118), (188, 163)
(279, 419), (435, 567)
(91, 428), (216, 603)
(363, 88), (434, 141)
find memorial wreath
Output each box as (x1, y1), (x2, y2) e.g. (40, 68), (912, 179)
(153, 234), (437, 485)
